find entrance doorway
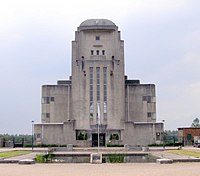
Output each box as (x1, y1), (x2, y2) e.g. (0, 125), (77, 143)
(92, 133), (105, 147)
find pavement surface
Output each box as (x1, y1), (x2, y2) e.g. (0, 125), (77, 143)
(1, 146), (200, 176)
(1, 163), (200, 176)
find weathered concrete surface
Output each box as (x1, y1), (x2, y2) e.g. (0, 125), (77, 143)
(90, 153), (102, 164)
(1, 163), (200, 176)
(156, 158), (173, 164)
(18, 159), (35, 165)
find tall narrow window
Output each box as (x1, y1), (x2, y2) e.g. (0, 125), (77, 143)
(91, 50), (94, 55)
(102, 50), (105, 55)
(96, 67), (100, 102)
(103, 67), (107, 101)
(89, 67), (94, 117)
(103, 67), (107, 120)
(96, 50), (99, 55)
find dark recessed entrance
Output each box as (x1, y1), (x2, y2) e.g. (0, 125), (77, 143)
(92, 133), (105, 147)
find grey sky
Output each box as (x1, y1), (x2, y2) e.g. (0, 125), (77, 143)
(0, 0), (200, 134)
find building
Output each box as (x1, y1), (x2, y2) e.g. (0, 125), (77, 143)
(34, 19), (164, 147)
(178, 127), (200, 145)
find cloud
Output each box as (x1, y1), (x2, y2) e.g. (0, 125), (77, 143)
(0, 0), (200, 133)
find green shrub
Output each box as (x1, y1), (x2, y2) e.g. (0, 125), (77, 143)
(24, 144), (67, 148)
(109, 134), (119, 140)
(35, 153), (55, 163)
(77, 132), (87, 140)
(35, 154), (45, 163)
(107, 154), (124, 163)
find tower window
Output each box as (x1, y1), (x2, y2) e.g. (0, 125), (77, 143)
(102, 50), (105, 55)
(96, 36), (100, 40)
(42, 113), (50, 118)
(89, 67), (94, 117)
(96, 67), (100, 102)
(96, 50), (99, 55)
(91, 50), (94, 55)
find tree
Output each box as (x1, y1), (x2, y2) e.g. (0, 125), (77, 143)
(191, 118), (200, 127)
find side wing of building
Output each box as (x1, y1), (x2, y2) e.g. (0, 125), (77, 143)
(34, 81), (75, 145)
(124, 80), (163, 146)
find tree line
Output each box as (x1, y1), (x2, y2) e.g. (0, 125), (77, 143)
(0, 134), (32, 143)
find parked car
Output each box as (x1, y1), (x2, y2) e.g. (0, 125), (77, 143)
(193, 140), (200, 148)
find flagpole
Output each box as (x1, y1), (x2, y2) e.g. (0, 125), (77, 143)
(98, 118), (100, 152)
(97, 103), (100, 152)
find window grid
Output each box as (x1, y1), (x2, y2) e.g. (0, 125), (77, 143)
(42, 97), (54, 104)
(96, 67), (100, 102)
(89, 67), (94, 115)
(103, 67), (107, 119)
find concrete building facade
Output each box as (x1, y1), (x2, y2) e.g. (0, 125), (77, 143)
(34, 19), (163, 147)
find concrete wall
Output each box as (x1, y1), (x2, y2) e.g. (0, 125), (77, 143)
(125, 84), (156, 123)
(124, 122), (163, 146)
(41, 84), (71, 123)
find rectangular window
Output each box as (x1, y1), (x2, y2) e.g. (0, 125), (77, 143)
(104, 102), (107, 113)
(147, 112), (152, 118)
(90, 102), (94, 113)
(91, 50), (94, 55)
(103, 67), (107, 119)
(143, 96), (151, 103)
(90, 78), (93, 84)
(103, 67), (107, 102)
(90, 91), (93, 101)
(96, 36), (100, 40)
(42, 97), (50, 104)
(36, 133), (41, 139)
(42, 113), (50, 118)
(89, 67), (94, 116)
(96, 50), (99, 55)
(102, 50), (105, 55)
(96, 67), (100, 102)
(42, 97), (54, 104)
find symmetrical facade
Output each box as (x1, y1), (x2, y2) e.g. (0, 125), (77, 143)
(34, 19), (163, 146)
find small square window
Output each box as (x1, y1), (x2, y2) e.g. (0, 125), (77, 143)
(147, 112), (152, 117)
(36, 133), (41, 139)
(96, 36), (100, 40)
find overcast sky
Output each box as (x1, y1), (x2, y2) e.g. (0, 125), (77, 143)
(0, 0), (200, 134)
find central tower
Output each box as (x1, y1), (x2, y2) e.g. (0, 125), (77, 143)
(71, 19), (125, 143)
(34, 19), (163, 147)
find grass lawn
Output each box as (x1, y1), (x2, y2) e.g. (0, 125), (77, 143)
(0, 151), (31, 159)
(169, 149), (200, 158)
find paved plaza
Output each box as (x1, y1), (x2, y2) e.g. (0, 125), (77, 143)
(1, 147), (200, 176)
(1, 163), (200, 176)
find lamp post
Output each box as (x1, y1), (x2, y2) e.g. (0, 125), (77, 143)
(31, 120), (34, 151)
(162, 120), (165, 149)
